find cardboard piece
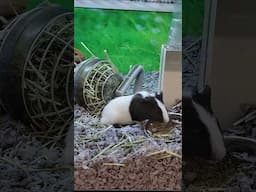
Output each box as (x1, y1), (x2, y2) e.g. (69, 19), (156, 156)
(159, 45), (181, 107)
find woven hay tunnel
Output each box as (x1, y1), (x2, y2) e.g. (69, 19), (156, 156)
(0, 4), (73, 135)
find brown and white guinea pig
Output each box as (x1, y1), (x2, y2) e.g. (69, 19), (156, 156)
(183, 85), (226, 161)
(100, 91), (169, 126)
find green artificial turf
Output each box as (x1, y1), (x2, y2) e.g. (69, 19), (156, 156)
(75, 8), (172, 73)
(27, 1), (204, 72)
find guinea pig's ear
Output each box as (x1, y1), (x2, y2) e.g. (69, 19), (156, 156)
(193, 85), (213, 112)
(155, 91), (163, 102)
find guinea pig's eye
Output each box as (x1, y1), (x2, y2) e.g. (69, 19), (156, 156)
(144, 97), (155, 103)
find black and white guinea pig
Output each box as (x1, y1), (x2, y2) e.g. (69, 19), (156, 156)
(100, 91), (169, 126)
(183, 86), (226, 161)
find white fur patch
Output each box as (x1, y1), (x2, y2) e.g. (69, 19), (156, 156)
(137, 91), (152, 98)
(192, 100), (226, 161)
(155, 98), (169, 123)
(100, 95), (133, 125)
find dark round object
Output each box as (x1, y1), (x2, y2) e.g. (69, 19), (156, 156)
(0, 4), (73, 133)
(74, 57), (101, 107)
(74, 57), (123, 116)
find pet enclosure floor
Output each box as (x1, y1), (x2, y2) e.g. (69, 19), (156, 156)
(183, 107), (256, 192)
(75, 155), (181, 191)
(74, 104), (182, 190)
(74, 71), (182, 190)
(0, 112), (73, 191)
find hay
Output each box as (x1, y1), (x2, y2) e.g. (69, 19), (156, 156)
(74, 71), (182, 190)
(74, 103), (182, 168)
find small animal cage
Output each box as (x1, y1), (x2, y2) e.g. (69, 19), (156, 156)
(0, 3), (73, 134)
(74, 0), (179, 115)
(74, 57), (144, 116)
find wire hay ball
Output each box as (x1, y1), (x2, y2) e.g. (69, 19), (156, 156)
(0, 4), (73, 136)
(74, 57), (123, 116)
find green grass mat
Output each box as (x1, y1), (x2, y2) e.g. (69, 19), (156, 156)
(75, 8), (172, 73)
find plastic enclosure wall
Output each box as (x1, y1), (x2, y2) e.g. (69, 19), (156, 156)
(210, 0), (256, 129)
(159, 45), (181, 107)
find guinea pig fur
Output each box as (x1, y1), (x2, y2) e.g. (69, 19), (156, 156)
(183, 86), (226, 161)
(100, 91), (169, 125)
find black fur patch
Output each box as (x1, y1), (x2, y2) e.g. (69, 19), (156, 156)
(129, 93), (164, 122)
(183, 85), (224, 160)
(113, 122), (137, 128)
(183, 88), (212, 159)
(193, 86), (213, 113)
(113, 124), (123, 128)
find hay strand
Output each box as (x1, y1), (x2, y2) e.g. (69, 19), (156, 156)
(103, 163), (126, 167)
(166, 150), (182, 159)
(81, 42), (95, 57)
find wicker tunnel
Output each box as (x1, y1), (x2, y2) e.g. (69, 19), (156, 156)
(0, 4), (73, 135)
